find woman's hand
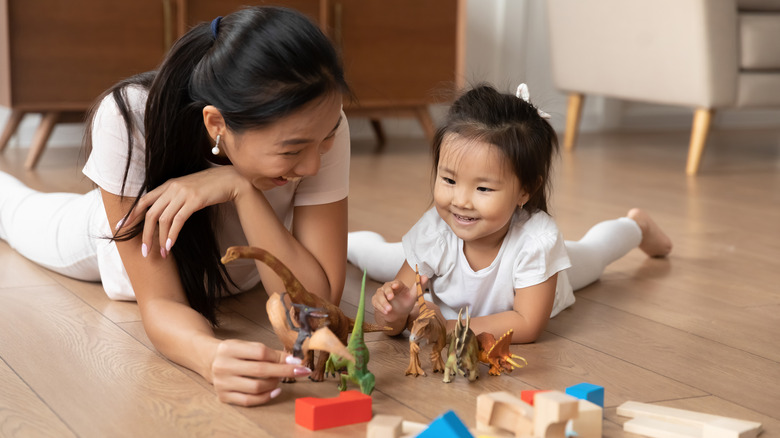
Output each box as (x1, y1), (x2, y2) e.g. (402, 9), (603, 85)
(210, 339), (311, 406)
(116, 166), (249, 258)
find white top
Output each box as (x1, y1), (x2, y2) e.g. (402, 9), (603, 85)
(402, 207), (575, 320)
(82, 85), (350, 300)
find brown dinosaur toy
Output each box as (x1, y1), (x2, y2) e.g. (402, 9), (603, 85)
(405, 265), (447, 377)
(443, 307), (480, 383)
(266, 292), (354, 377)
(476, 329), (527, 376)
(221, 246), (389, 381)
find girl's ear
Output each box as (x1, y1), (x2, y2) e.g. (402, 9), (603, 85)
(202, 105), (226, 140)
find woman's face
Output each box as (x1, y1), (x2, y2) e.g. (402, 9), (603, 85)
(220, 93), (343, 191)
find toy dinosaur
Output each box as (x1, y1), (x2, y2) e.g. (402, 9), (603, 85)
(405, 265), (447, 377)
(443, 308), (480, 383)
(221, 246), (389, 381)
(266, 292), (354, 374)
(476, 329), (527, 376)
(324, 269), (375, 395)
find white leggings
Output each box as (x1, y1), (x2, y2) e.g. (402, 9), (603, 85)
(0, 171), (102, 281)
(347, 216), (643, 290)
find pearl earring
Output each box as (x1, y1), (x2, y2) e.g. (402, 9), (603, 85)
(211, 134), (221, 156)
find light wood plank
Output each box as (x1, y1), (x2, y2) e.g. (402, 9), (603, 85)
(0, 358), (76, 438)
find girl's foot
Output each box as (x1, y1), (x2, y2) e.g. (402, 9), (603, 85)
(627, 208), (673, 257)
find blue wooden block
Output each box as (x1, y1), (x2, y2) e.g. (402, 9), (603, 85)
(417, 410), (473, 438)
(565, 382), (605, 407)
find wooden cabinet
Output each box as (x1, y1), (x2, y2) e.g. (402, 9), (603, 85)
(0, 0), (169, 168)
(0, 0), (464, 168)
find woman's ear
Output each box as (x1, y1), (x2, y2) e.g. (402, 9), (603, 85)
(202, 105), (226, 140)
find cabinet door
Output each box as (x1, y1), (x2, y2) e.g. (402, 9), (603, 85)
(4, 0), (167, 110)
(181, 1), (321, 32)
(325, 0), (462, 108)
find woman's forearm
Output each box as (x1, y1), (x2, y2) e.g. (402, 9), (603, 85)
(232, 183), (334, 301)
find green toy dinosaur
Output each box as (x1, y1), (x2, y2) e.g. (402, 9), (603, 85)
(325, 270), (375, 395)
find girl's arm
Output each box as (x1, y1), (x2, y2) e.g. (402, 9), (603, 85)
(101, 189), (304, 406)
(443, 274), (558, 343)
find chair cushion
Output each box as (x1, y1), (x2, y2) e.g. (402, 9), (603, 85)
(738, 0), (780, 11)
(740, 14), (780, 69)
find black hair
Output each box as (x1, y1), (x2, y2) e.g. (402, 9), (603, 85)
(83, 6), (349, 325)
(431, 83), (557, 214)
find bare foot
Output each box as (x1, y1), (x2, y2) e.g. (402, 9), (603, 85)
(627, 208), (673, 257)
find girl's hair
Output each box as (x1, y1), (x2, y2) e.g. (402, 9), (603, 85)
(431, 84), (558, 214)
(83, 6), (349, 325)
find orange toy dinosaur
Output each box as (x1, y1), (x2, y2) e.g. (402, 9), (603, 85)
(405, 265), (447, 377)
(221, 246), (388, 382)
(476, 329), (527, 376)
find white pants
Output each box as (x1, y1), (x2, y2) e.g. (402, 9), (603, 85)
(347, 216), (642, 290)
(0, 171), (101, 281)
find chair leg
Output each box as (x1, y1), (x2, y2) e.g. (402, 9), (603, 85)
(369, 118), (386, 149)
(686, 108), (714, 176)
(0, 110), (26, 153)
(25, 111), (60, 170)
(564, 93), (584, 151)
(415, 106), (436, 144)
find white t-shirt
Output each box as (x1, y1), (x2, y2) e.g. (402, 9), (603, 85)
(82, 85), (350, 300)
(402, 207), (575, 320)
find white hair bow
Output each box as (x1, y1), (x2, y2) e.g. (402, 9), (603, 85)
(516, 83), (551, 119)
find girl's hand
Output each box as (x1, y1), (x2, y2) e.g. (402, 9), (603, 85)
(117, 166), (249, 258)
(372, 279), (420, 323)
(210, 339), (311, 406)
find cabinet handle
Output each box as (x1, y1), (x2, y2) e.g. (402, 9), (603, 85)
(333, 2), (343, 48)
(162, 0), (174, 51)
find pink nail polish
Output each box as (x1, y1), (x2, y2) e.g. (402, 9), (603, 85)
(160, 247), (166, 259)
(270, 387), (282, 399)
(285, 355), (302, 365)
(294, 367), (312, 376)
(115, 218), (125, 231)
(141, 243), (148, 258)
(165, 238), (172, 251)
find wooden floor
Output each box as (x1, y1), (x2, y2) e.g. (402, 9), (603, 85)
(1, 126), (779, 437)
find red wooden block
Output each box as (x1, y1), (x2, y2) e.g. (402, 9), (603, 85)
(295, 390), (373, 431)
(520, 390), (549, 406)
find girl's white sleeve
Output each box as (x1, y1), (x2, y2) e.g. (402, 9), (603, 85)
(513, 230), (571, 289)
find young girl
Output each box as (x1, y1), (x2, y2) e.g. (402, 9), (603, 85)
(0, 7), (350, 406)
(349, 84), (672, 343)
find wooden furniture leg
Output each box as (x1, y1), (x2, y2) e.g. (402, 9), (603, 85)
(0, 110), (26, 153)
(564, 93), (584, 152)
(25, 111), (61, 170)
(415, 105), (436, 144)
(686, 108), (714, 176)
(369, 118), (387, 149)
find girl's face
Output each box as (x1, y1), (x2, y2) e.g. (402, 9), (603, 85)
(216, 93), (343, 191)
(433, 133), (530, 248)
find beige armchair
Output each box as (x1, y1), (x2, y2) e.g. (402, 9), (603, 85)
(547, 0), (780, 175)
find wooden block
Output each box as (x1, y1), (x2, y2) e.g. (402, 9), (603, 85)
(295, 390), (372, 431)
(368, 414), (403, 438)
(624, 417), (700, 438)
(417, 410), (474, 438)
(520, 389), (548, 406)
(570, 399), (602, 438)
(475, 391), (533, 437)
(533, 391), (579, 438)
(565, 382), (604, 408)
(617, 401), (762, 438)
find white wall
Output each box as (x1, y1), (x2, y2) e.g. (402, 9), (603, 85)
(3, 0), (779, 148)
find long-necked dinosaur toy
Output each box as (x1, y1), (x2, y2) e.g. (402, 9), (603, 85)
(221, 246), (388, 382)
